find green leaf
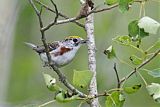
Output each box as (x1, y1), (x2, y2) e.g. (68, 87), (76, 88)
(148, 68), (160, 78)
(124, 84), (141, 94)
(154, 38), (160, 49)
(138, 16), (160, 34)
(55, 91), (79, 103)
(139, 28), (150, 38)
(146, 83), (160, 103)
(105, 0), (118, 5)
(113, 36), (132, 46)
(128, 20), (149, 39)
(147, 39), (160, 51)
(119, 0), (133, 13)
(105, 91), (125, 107)
(129, 55), (142, 65)
(128, 20), (139, 38)
(43, 73), (61, 91)
(55, 92), (65, 103)
(104, 45), (116, 59)
(73, 70), (93, 88)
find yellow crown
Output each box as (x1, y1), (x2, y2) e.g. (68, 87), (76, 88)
(65, 36), (82, 39)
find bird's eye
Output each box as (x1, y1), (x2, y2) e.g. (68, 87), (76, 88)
(65, 39), (68, 41)
(73, 38), (78, 42)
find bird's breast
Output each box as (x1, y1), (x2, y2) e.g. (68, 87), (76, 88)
(39, 48), (78, 67)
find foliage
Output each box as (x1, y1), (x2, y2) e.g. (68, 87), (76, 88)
(105, 91), (125, 107)
(55, 91), (79, 103)
(146, 83), (160, 103)
(147, 68), (160, 78)
(22, 0), (160, 107)
(105, 15), (160, 106)
(105, 0), (118, 5)
(104, 45), (116, 59)
(128, 20), (149, 39)
(124, 84), (141, 94)
(119, 0), (133, 13)
(129, 55), (142, 65)
(73, 70), (93, 88)
(138, 16), (160, 34)
(43, 73), (61, 92)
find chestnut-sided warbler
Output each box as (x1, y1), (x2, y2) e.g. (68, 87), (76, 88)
(25, 36), (87, 67)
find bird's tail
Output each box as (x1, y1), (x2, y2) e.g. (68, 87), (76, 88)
(24, 42), (37, 49)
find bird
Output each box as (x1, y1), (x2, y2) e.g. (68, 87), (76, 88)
(25, 36), (87, 67)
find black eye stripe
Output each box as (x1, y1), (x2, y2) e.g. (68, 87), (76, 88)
(73, 38), (78, 42)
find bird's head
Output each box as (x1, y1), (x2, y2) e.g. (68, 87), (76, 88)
(63, 36), (88, 48)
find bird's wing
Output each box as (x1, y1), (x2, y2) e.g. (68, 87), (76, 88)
(35, 41), (60, 54)
(48, 41), (60, 50)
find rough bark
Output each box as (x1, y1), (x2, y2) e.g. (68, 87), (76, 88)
(85, 5), (99, 107)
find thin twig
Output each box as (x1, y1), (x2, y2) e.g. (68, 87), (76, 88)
(28, 0), (86, 98)
(28, 0), (51, 64)
(50, 65), (87, 97)
(78, 101), (86, 107)
(42, 0), (59, 31)
(92, 4), (118, 13)
(120, 49), (160, 84)
(113, 63), (120, 88)
(137, 72), (148, 86)
(38, 100), (56, 107)
(42, 17), (80, 31)
(116, 57), (134, 69)
(41, 4), (119, 31)
(89, 88), (123, 100)
(50, 0), (59, 24)
(35, 0), (85, 29)
(35, 0), (143, 32)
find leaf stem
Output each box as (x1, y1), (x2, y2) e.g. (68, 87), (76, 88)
(116, 57), (134, 69)
(120, 49), (160, 84)
(113, 63), (121, 88)
(129, 44), (145, 55)
(137, 71), (148, 86)
(38, 100), (56, 107)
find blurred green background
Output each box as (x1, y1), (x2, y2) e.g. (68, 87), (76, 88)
(0, 0), (159, 107)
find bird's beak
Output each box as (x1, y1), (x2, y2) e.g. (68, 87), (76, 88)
(80, 39), (88, 44)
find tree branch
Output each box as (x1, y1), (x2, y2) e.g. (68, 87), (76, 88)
(28, 0), (51, 63)
(113, 63), (120, 88)
(84, 0), (99, 106)
(34, 0), (142, 33)
(50, 65), (86, 97)
(40, 3), (119, 31)
(120, 49), (160, 84)
(92, 4), (118, 13)
(42, 17), (80, 31)
(50, 0), (59, 24)
(88, 88), (123, 100)
(28, 0), (86, 98)
(35, 0), (85, 29)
